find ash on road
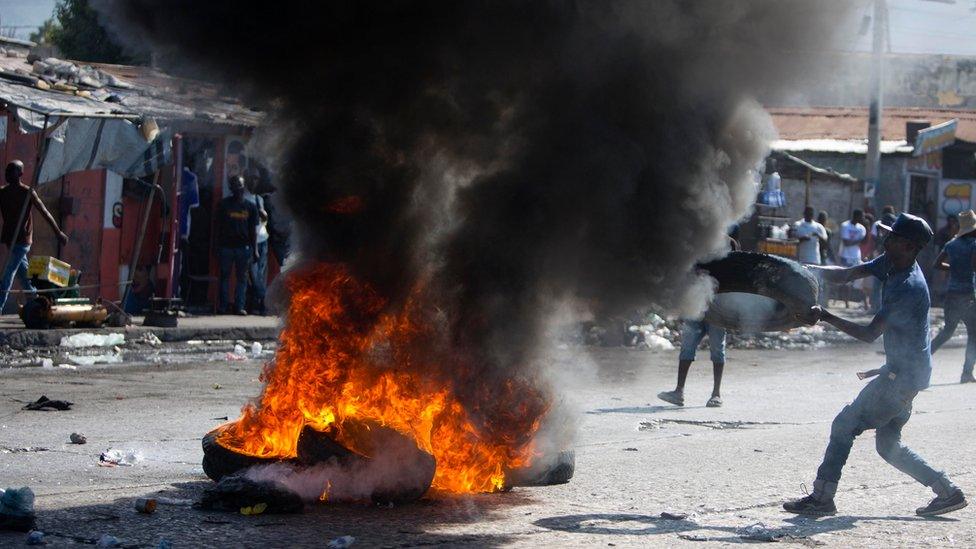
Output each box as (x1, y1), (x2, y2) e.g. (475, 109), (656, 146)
(0, 342), (973, 547)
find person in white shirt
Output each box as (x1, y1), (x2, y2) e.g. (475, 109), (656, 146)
(793, 206), (829, 265)
(839, 209), (867, 267)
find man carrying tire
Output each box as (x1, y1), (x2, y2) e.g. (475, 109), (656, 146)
(783, 213), (966, 517)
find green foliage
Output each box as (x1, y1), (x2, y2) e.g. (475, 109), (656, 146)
(37, 0), (146, 65)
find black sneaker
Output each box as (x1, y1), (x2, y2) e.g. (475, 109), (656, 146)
(783, 494), (837, 516)
(917, 489), (967, 516)
(657, 390), (684, 406)
(961, 374), (976, 384)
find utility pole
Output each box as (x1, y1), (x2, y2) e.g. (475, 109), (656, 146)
(864, 0), (886, 212)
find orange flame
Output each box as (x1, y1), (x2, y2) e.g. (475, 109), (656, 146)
(216, 263), (547, 493)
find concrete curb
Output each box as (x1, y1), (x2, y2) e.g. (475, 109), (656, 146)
(0, 324), (280, 350)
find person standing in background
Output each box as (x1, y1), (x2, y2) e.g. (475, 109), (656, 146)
(839, 209), (867, 267)
(931, 209), (976, 384)
(243, 169), (270, 315)
(216, 176), (258, 315)
(0, 161), (68, 313)
(794, 206), (829, 306)
(817, 210), (837, 266)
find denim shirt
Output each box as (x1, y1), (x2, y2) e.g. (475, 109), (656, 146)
(865, 254), (932, 391)
(944, 236), (976, 294)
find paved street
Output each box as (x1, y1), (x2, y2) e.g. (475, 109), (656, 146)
(1, 339), (974, 547)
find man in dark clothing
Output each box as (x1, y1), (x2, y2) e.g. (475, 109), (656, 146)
(784, 214), (966, 518)
(0, 160), (68, 312)
(216, 175), (258, 315)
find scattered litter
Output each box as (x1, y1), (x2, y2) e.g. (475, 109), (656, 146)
(137, 332), (162, 346)
(622, 447), (638, 452)
(225, 352), (246, 361)
(67, 351), (123, 366)
(212, 416), (229, 421)
(155, 497), (193, 507)
(58, 364), (77, 370)
(96, 533), (120, 548)
(213, 384), (222, 390)
(22, 395), (73, 411)
(234, 344), (247, 356)
(70, 433), (87, 445)
(26, 530), (45, 545)
(134, 498), (157, 514)
(0, 487), (36, 532)
(736, 522), (814, 543)
(328, 535), (356, 549)
(39, 358), (53, 369)
(60, 333), (125, 348)
(240, 502), (267, 516)
(99, 449), (143, 467)
(678, 533), (710, 542)
(660, 512), (688, 520)
(251, 341), (263, 357)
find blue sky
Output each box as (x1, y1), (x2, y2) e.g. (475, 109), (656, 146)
(0, 0), (974, 55)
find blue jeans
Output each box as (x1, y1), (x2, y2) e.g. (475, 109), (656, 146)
(218, 246), (251, 312)
(249, 241), (268, 311)
(679, 320), (726, 363)
(0, 244), (34, 312)
(816, 375), (948, 490)
(931, 290), (976, 376)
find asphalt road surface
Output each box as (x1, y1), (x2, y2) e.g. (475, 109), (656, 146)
(1, 340), (973, 547)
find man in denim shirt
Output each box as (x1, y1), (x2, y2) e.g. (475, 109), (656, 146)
(784, 213), (966, 517)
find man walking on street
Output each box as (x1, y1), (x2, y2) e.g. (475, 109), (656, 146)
(216, 175), (258, 315)
(0, 160), (68, 313)
(783, 213), (967, 517)
(657, 319), (727, 408)
(931, 209), (976, 383)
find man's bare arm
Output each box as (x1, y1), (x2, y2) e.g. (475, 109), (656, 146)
(820, 308), (885, 343)
(31, 190), (67, 244)
(807, 262), (874, 284)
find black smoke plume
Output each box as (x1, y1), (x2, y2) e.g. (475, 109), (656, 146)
(97, 0), (852, 451)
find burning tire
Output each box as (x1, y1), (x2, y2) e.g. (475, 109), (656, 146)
(506, 450), (575, 487)
(201, 429), (289, 482)
(698, 251), (818, 332)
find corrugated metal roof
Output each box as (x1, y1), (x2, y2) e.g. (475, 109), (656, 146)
(768, 106), (976, 143)
(0, 53), (262, 129)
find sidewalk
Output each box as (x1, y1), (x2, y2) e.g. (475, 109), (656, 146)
(0, 314), (281, 350)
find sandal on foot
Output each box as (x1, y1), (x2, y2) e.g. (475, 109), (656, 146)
(706, 396), (722, 408)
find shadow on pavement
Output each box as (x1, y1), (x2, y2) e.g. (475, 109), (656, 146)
(533, 510), (958, 543)
(586, 405), (705, 415)
(1, 480), (538, 547)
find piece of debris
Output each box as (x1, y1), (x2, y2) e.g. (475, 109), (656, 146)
(240, 502), (267, 516)
(678, 533), (710, 542)
(137, 333), (163, 346)
(22, 395), (73, 411)
(39, 358), (53, 369)
(660, 512), (688, 520)
(251, 342), (263, 357)
(0, 487), (36, 532)
(67, 351), (123, 366)
(196, 475), (303, 514)
(58, 364), (78, 370)
(225, 352), (246, 361)
(157, 540), (172, 549)
(95, 533), (121, 548)
(0, 447), (49, 454)
(70, 433), (87, 445)
(212, 416), (229, 421)
(213, 384), (222, 390)
(622, 447), (638, 452)
(26, 530), (45, 545)
(60, 333), (125, 348)
(328, 535), (356, 549)
(99, 449), (143, 467)
(134, 498), (157, 514)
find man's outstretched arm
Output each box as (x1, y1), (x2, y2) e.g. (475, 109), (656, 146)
(819, 308), (886, 343)
(807, 262), (874, 284)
